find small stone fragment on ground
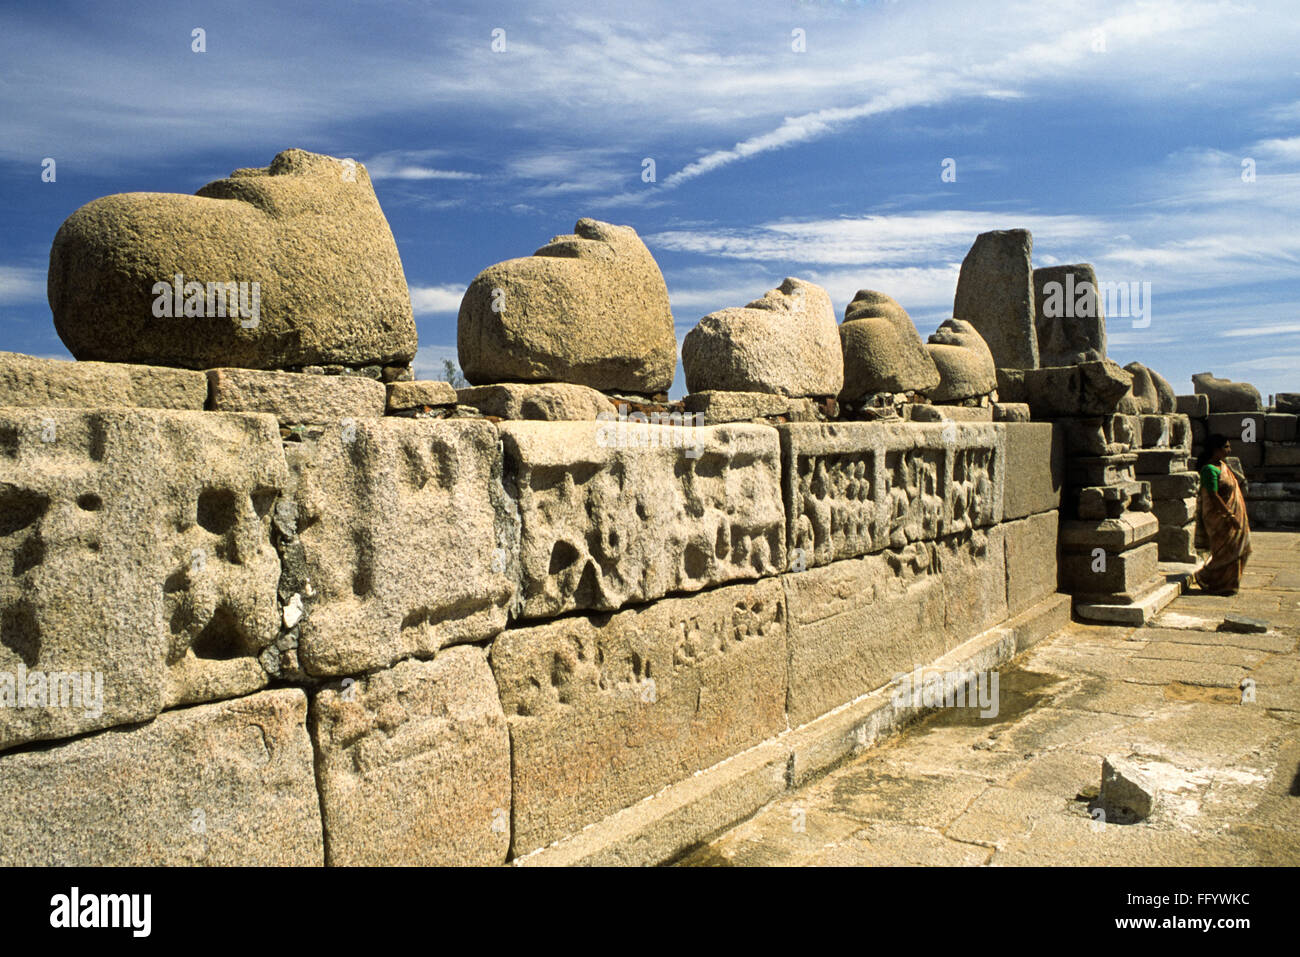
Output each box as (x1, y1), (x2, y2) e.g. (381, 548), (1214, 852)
(1218, 614), (1268, 634)
(1099, 754), (1156, 824)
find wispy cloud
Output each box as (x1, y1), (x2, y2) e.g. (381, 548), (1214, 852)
(0, 266), (46, 306)
(363, 150), (481, 181)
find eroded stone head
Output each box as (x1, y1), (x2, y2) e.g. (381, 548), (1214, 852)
(48, 149), (416, 371)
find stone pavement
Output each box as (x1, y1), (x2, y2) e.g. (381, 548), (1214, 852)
(678, 530), (1300, 866)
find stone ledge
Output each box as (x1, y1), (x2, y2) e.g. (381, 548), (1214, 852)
(208, 367), (385, 424)
(0, 350), (207, 410)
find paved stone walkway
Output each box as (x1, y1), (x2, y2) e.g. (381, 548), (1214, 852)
(678, 530), (1300, 866)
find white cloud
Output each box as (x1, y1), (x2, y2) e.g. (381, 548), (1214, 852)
(408, 284), (466, 315)
(361, 149), (481, 181)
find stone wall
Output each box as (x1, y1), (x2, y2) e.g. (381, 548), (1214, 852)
(1178, 391), (1300, 529)
(0, 352), (1066, 865)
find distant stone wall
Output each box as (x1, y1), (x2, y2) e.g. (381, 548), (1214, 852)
(0, 353), (1067, 865)
(1178, 393), (1300, 529)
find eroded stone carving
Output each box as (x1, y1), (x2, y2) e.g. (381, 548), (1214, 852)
(284, 418), (515, 677)
(0, 408), (285, 752)
(501, 421), (784, 618)
(778, 422), (1004, 569)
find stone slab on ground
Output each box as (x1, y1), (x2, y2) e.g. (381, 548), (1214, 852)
(1074, 580), (1184, 626)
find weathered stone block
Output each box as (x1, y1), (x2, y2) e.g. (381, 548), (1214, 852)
(502, 421), (783, 619)
(925, 318), (997, 402)
(49, 149), (416, 370)
(1207, 411), (1265, 442)
(1074, 481), (1151, 520)
(1264, 413), (1298, 443)
(1134, 448), (1189, 475)
(1276, 393), (1300, 414)
(784, 543), (951, 727)
(1003, 510), (1058, 616)
(1058, 418), (1119, 457)
(0, 409), (285, 752)
(1002, 422), (1062, 519)
(386, 379), (457, 411)
(311, 646), (510, 866)
(1248, 498), (1300, 526)
(1265, 442), (1300, 467)
(1060, 512), (1159, 550)
(1138, 414), (1172, 449)
(492, 579), (787, 855)
(1156, 522), (1197, 563)
(838, 290), (940, 400)
(458, 218), (675, 393)
(207, 367), (386, 424)
(1193, 372), (1262, 413)
(1176, 393), (1209, 418)
(1059, 541), (1159, 600)
(1108, 413), (1142, 450)
(996, 360), (1131, 418)
(940, 528), (1010, 645)
(683, 390), (793, 424)
(0, 689), (322, 865)
(683, 278), (843, 398)
(778, 422), (1004, 569)
(1032, 264), (1106, 366)
(1231, 439), (1264, 470)
(909, 404), (993, 422)
(953, 229), (1038, 369)
(1151, 496), (1196, 526)
(456, 382), (614, 421)
(1069, 454), (1137, 487)
(285, 418), (514, 677)
(1144, 471), (1200, 499)
(992, 402), (1030, 422)
(1100, 755), (1156, 824)
(0, 351), (208, 410)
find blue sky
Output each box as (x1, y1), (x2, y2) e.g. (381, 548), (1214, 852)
(2, 0), (1298, 400)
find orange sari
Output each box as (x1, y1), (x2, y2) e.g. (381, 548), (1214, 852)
(1194, 463), (1251, 594)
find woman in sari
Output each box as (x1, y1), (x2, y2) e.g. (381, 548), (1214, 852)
(1193, 433), (1252, 595)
